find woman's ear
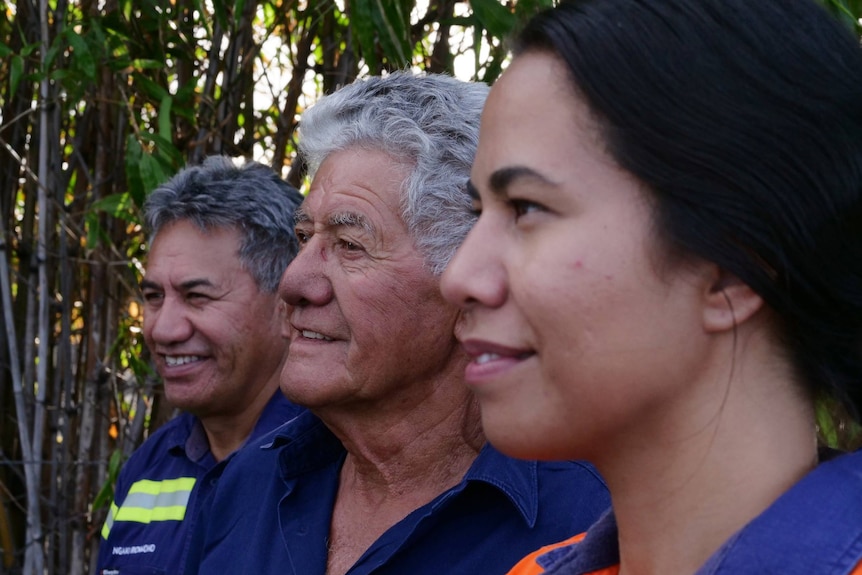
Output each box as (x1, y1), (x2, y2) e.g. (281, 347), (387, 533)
(703, 266), (764, 333)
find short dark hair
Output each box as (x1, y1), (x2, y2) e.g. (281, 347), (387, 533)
(144, 155), (304, 292)
(518, 0), (862, 419)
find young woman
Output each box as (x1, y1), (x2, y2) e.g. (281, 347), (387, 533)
(441, 0), (862, 573)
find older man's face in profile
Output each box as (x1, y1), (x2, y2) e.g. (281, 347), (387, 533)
(278, 147), (462, 411)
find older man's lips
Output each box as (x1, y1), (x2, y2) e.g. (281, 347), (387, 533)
(460, 339), (535, 385)
(289, 324), (337, 345)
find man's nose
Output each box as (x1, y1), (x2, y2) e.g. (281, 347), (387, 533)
(278, 239), (334, 308)
(145, 299), (194, 345)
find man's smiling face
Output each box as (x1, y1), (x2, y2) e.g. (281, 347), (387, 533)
(142, 219), (287, 418)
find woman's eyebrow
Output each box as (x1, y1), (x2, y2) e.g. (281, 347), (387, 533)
(488, 166), (555, 196)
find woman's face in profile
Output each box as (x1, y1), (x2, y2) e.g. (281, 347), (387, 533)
(442, 51), (715, 461)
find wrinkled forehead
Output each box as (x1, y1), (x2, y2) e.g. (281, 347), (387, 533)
(295, 148), (410, 230)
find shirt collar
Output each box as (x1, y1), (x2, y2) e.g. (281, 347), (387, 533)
(265, 411), (542, 527)
(166, 391), (304, 464)
(539, 509), (619, 572)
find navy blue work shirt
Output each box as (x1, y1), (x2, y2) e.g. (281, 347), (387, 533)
(96, 391), (304, 575)
(186, 410), (611, 575)
(512, 449), (862, 575)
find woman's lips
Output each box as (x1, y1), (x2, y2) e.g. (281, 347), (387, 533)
(460, 339), (535, 385)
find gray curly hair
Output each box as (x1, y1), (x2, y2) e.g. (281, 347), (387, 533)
(298, 71), (489, 275)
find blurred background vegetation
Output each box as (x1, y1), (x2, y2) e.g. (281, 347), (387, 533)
(0, 0), (860, 572)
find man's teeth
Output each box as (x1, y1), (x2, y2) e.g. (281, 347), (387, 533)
(476, 353), (501, 365)
(302, 330), (332, 341)
(165, 355), (201, 367)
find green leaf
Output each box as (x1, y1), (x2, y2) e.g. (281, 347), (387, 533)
(10, 55), (23, 99)
(85, 211), (111, 250)
(235, 0), (247, 27)
(65, 29), (97, 81)
(91, 192), (138, 222)
(93, 450), (125, 510)
(816, 401), (839, 447)
(133, 72), (170, 102)
(139, 152), (169, 197)
(120, 0), (133, 23)
(262, 2), (276, 27)
(351, 0), (380, 72)
(158, 96), (173, 143)
(212, 0), (229, 31)
(140, 131), (183, 167)
(469, 0), (517, 39)
(44, 34), (64, 70)
(0, 41), (12, 58)
(821, 0), (857, 29)
(131, 59), (165, 71)
(125, 135), (146, 207)
(372, 0), (412, 68)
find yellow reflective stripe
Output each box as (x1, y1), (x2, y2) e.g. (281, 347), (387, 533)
(101, 502), (119, 539)
(127, 477), (196, 496)
(104, 477), (197, 531)
(114, 504), (188, 523)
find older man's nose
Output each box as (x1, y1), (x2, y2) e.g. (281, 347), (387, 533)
(279, 241), (334, 308)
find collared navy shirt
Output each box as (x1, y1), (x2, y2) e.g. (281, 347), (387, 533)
(516, 449), (862, 575)
(96, 392), (304, 575)
(187, 410), (611, 575)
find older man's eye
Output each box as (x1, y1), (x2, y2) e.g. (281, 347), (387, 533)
(339, 239), (363, 251)
(295, 229), (310, 244)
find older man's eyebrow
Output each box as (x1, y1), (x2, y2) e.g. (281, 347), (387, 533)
(328, 211), (375, 234)
(294, 207), (311, 225)
(488, 166), (556, 196)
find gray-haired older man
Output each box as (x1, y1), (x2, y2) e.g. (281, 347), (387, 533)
(97, 157), (305, 575)
(187, 73), (610, 575)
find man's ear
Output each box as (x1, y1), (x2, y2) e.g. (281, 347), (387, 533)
(703, 266), (764, 333)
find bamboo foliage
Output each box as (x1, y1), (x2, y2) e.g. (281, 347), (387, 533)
(0, 0), (553, 572)
(0, 0), (859, 572)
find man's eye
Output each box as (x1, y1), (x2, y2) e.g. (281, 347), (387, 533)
(187, 292), (210, 301)
(340, 239), (362, 251)
(295, 229), (310, 244)
(142, 291), (163, 303)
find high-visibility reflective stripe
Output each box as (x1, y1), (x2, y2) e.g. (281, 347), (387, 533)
(100, 477), (197, 540)
(128, 477), (196, 495)
(101, 502), (119, 539)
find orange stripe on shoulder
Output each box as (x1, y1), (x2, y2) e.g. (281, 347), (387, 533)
(850, 557), (862, 575)
(505, 532), (588, 575)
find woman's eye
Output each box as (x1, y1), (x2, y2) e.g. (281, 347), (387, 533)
(511, 199), (545, 219)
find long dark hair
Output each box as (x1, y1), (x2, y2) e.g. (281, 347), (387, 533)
(517, 0), (862, 421)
